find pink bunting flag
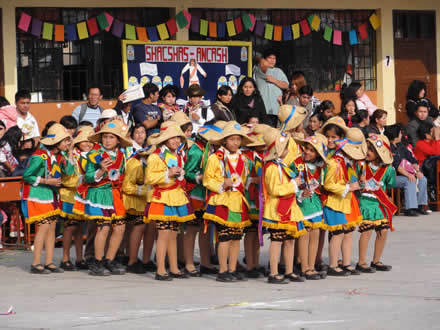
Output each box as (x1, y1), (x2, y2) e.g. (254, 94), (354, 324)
(104, 13), (114, 32)
(333, 29), (342, 45)
(18, 12), (31, 32)
(249, 14), (256, 31)
(183, 10), (192, 29)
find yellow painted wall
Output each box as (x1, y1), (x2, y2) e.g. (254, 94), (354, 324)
(1, 0), (440, 124)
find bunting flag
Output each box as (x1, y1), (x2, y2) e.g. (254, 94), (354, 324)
(16, 10), (380, 45)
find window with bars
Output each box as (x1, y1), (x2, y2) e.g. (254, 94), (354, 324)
(16, 7), (170, 102)
(189, 9), (376, 92)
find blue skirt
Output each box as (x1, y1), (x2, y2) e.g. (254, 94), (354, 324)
(323, 206), (347, 232)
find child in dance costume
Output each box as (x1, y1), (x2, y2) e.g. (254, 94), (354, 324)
(122, 137), (156, 274)
(203, 121), (253, 282)
(295, 134), (328, 280)
(23, 124), (73, 274)
(262, 128), (306, 284)
(357, 134), (396, 273)
(183, 121), (226, 276)
(73, 120), (131, 276)
(145, 121), (195, 281)
(321, 119), (366, 276)
(59, 126), (95, 271)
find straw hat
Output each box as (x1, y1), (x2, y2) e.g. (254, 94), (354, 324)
(153, 121), (187, 145)
(40, 123), (72, 146)
(169, 111), (191, 127)
(298, 133), (329, 163)
(318, 116), (348, 134)
(197, 121), (225, 142)
(246, 132), (266, 148)
(292, 131), (305, 142)
(73, 126), (95, 145)
(88, 120), (132, 148)
(253, 124), (274, 141)
(368, 134), (393, 164)
(184, 84), (206, 97)
(100, 109), (118, 120)
(210, 121), (254, 146)
(278, 104), (308, 132)
(264, 129), (291, 161)
(341, 127), (367, 160)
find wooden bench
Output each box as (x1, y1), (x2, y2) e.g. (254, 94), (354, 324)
(428, 160), (440, 211)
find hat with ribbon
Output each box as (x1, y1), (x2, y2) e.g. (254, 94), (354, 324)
(340, 127), (367, 160)
(73, 126), (95, 146)
(264, 128), (291, 161)
(210, 121), (254, 146)
(40, 123), (72, 146)
(88, 120), (132, 148)
(367, 134), (393, 164)
(297, 133), (329, 163)
(278, 104), (308, 132)
(169, 111), (191, 127)
(153, 120), (187, 146)
(318, 116), (349, 134)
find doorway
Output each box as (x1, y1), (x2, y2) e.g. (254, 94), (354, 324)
(393, 11), (437, 124)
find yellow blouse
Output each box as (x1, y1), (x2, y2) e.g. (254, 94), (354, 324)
(263, 162), (304, 223)
(122, 157), (148, 215)
(59, 165), (80, 204)
(203, 153), (249, 213)
(323, 158), (352, 213)
(283, 137), (300, 166)
(145, 153), (189, 206)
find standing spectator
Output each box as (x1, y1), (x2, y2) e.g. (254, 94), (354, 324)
(406, 80), (439, 120)
(254, 48), (289, 127)
(15, 90), (40, 142)
(230, 77), (267, 125)
(132, 83), (162, 137)
(341, 81), (377, 116)
(283, 71), (306, 104)
(290, 86), (317, 127)
(71, 87), (104, 127)
(114, 95), (134, 130)
(385, 124), (428, 216)
(367, 109), (388, 135)
(158, 85), (182, 121)
(211, 86), (235, 121)
(0, 96), (17, 130)
(406, 102), (434, 147)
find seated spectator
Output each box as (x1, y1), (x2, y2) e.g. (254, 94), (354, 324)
(231, 77), (267, 126)
(340, 81), (377, 116)
(367, 109), (387, 135)
(289, 85), (315, 127)
(60, 115), (78, 136)
(414, 122), (440, 167)
(114, 93), (134, 129)
(305, 112), (323, 136)
(340, 98), (358, 127)
(78, 121), (94, 128)
(132, 83), (162, 137)
(0, 125), (21, 177)
(158, 85), (182, 121)
(0, 96), (17, 130)
(385, 124), (428, 216)
(406, 102), (435, 147)
(211, 85), (235, 121)
(315, 100), (335, 123)
(351, 109), (370, 138)
(406, 80), (439, 121)
(71, 87), (103, 127)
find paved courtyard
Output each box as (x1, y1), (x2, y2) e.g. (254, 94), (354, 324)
(1, 213), (440, 329)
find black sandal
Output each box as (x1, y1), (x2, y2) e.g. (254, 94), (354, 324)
(60, 260), (76, 271)
(30, 264), (50, 274)
(216, 271), (235, 282)
(155, 273), (173, 281)
(45, 263), (64, 273)
(327, 267), (349, 277)
(301, 270), (321, 280)
(75, 260), (89, 270)
(356, 263), (376, 273)
(169, 271), (188, 279)
(343, 265), (361, 275)
(268, 274), (288, 284)
(371, 261), (392, 271)
(184, 268), (202, 277)
(285, 272), (305, 282)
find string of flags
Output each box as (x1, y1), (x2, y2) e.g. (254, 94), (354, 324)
(17, 10), (381, 46)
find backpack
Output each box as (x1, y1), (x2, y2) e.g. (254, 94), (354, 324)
(78, 103), (104, 124)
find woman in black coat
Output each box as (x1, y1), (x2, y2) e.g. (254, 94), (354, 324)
(406, 80), (439, 120)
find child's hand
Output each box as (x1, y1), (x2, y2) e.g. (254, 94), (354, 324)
(223, 178), (233, 189)
(191, 112), (200, 121)
(100, 158), (112, 171)
(294, 176), (302, 186)
(303, 189), (313, 198)
(46, 177), (61, 187)
(349, 182), (360, 191)
(168, 166), (181, 178)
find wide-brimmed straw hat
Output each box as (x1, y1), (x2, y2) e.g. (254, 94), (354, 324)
(264, 129), (291, 161)
(253, 124), (274, 141)
(241, 126), (266, 148)
(88, 120), (132, 148)
(153, 121), (187, 146)
(368, 134), (393, 164)
(318, 116), (348, 134)
(341, 127), (367, 160)
(298, 133), (329, 163)
(210, 121), (254, 146)
(169, 111), (191, 127)
(184, 84), (206, 97)
(40, 123), (72, 146)
(278, 104), (308, 132)
(197, 121), (225, 142)
(73, 126), (95, 145)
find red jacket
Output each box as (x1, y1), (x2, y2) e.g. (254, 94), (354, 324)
(414, 139), (440, 165)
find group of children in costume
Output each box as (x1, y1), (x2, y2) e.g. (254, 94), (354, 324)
(22, 103), (398, 283)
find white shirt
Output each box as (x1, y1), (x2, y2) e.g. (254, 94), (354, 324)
(72, 104), (101, 127)
(185, 101), (215, 133)
(17, 112), (40, 139)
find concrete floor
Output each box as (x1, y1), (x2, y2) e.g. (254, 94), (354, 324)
(1, 213), (440, 329)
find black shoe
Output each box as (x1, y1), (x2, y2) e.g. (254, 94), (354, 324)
(293, 262), (301, 275)
(315, 263), (329, 272)
(85, 257), (96, 267)
(417, 206), (429, 215)
(256, 266), (267, 275)
(75, 260), (89, 270)
(178, 261), (186, 269)
(184, 268), (202, 277)
(210, 255), (219, 266)
(404, 209), (418, 217)
(356, 263), (376, 273)
(301, 270), (321, 280)
(216, 271), (235, 282)
(319, 270), (328, 279)
(236, 263), (246, 273)
(371, 262), (392, 271)
(142, 261), (157, 272)
(30, 264), (50, 274)
(127, 260), (147, 274)
(103, 258), (126, 275)
(200, 265), (218, 275)
(155, 273), (173, 281)
(268, 274), (288, 284)
(44, 263), (64, 273)
(245, 268), (261, 279)
(60, 260), (77, 271)
(88, 260), (111, 276)
(343, 265), (361, 275)
(115, 255), (129, 266)
(277, 263), (286, 275)
(170, 271), (188, 279)
(285, 272), (305, 282)
(327, 267), (350, 276)
(229, 271), (248, 281)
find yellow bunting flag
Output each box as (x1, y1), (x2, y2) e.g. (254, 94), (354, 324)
(77, 21), (88, 40)
(369, 13), (381, 30)
(264, 24), (273, 40)
(291, 23), (300, 40)
(42, 22), (53, 40)
(311, 15), (321, 31)
(226, 20), (236, 37)
(157, 23), (169, 40)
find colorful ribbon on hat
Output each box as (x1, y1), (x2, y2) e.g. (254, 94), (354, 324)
(280, 106), (296, 132)
(198, 125), (222, 135)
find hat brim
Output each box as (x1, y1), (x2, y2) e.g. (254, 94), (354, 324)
(342, 143), (367, 160)
(297, 139), (329, 164)
(154, 131), (187, 146)
(210, 131), (254, 146)
(136, 145), (156, 157)
(318, 120), (349, 134)
(368, 141), (393, 164)
(40, 131), (71, 146)
(88, 130), (132, 148)
(264, 135), (290, 161)
(280, 110), (308, 132)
